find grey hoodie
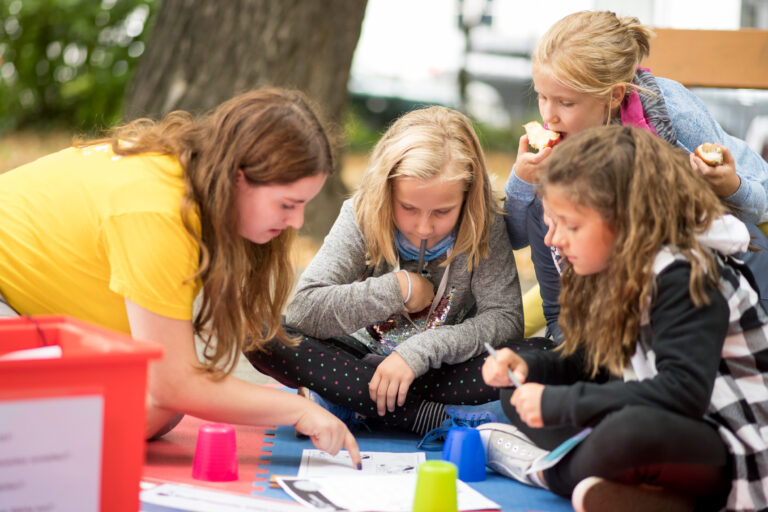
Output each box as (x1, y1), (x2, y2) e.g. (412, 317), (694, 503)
(285, 199), (524, 377)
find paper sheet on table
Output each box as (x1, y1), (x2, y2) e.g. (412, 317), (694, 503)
(277, 474), (500, 512)
(298, 449), (425, 477)
(140, 483), (306, 511)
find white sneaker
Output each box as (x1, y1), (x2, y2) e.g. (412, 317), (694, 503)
(571, 476), (695, 512)
(477, 422), (548, 487)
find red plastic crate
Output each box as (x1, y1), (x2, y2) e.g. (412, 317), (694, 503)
(0, 315), (163, 512)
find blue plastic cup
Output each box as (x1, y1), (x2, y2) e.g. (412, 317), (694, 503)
(441, 426), (487, 482)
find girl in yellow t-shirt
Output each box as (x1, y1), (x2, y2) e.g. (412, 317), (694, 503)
(0, 88), (361, 467)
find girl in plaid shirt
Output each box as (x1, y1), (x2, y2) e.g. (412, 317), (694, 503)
(483, 126), (768, 512)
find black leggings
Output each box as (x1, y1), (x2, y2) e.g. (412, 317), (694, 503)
(499, 390), (732, 509)
(246, 330), (555, 432)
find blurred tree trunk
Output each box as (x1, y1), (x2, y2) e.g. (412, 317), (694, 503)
(124, 0), (367, 241)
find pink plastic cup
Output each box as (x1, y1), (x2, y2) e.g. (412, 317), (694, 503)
(192, 423), (238, 481)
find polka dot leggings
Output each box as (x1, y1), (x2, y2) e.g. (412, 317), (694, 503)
(244, 330), (554, 433)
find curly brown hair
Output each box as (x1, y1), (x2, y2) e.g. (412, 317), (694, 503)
(540, 126), (724, 376)
(83, 89), (333, 376)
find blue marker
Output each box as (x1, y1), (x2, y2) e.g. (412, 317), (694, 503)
(484, 342), (523, 388)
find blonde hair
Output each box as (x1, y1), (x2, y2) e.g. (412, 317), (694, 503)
(353, 106), (496, 271)
(83, 89), (333, 376)
(540, 126), (724, 377)
(533, 10), (654, 101)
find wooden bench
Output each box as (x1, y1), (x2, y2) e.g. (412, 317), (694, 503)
(642, 28), (768, 90)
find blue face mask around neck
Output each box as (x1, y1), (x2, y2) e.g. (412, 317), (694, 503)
(395, 230), (456, 262)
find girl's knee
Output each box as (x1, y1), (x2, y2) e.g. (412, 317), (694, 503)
(591, 406), (669, 457)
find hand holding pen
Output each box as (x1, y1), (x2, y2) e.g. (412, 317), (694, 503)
(483, 342), (524, 388)
(482, 343), (547, 428)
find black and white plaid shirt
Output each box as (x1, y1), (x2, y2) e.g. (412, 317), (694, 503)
(633, 247), (768, 511)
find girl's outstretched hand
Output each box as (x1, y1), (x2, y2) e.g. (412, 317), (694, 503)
(514, 134), (554, 185)
(369, 352), (416, 416)
(511, 383), (545, 428)
(294, 403), (362, 469)
(481, 347), (528, 388)
(690, 145), (740, 198)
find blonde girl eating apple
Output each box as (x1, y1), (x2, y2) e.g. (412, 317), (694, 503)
(507, 10), (768, 342)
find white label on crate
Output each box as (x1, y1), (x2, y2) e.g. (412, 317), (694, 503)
(0, 395), (103, 512)
(0, 345), (63, 361)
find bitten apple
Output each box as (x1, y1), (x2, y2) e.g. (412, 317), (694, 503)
(523, 121), (561, 151)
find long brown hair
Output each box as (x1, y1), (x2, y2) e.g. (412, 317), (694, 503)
(540, 126), (724, 376)
(353, 106), (497, 271)
(86, 89), (333, 376)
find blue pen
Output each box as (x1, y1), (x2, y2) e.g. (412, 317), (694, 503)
(484, 342), (523, 387)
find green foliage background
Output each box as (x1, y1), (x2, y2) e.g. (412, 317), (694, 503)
(0, 0), (157, 134)
(0, 0), (521, 154)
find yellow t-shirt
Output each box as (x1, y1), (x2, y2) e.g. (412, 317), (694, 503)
(0, 145), (202, 334)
